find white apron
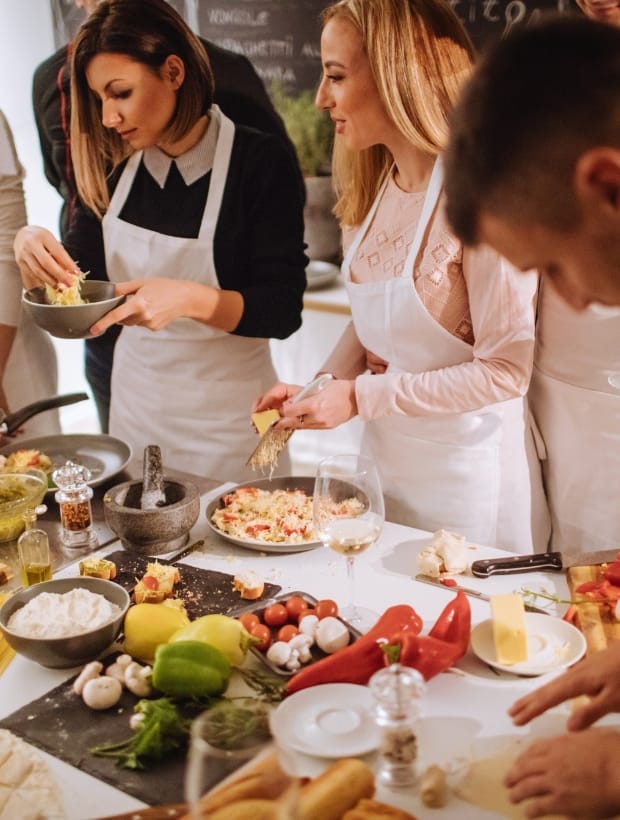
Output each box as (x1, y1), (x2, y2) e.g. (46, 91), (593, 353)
(103, 107), (286, 480)
(529, 281), (620, 555)
(343, 159), (548, 552)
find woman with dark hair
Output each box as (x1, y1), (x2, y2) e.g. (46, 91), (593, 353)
(14, 0), (306, 480)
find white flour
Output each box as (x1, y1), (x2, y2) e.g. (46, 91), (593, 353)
(8, 588), (121, 638)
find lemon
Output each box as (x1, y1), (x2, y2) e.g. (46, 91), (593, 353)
(123, 602), (190, 663)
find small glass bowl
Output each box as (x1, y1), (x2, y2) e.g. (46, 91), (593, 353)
(0, 470), (48, 542)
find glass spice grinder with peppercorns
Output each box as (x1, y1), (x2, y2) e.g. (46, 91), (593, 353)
(53, 461), (98, 549)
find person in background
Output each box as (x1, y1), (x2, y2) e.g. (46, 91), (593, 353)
(253, 0), (549, 553)
(14, 0), (306, 479)
(32, 0), (302, 433)
(444, 14), (620, 558)
(0, 109), (60, 444)
(575, 0), (619, 25)
(443, 15), (620, 817)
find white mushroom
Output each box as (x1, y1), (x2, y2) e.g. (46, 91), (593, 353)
(298, 614), (319, 638)
(82, 676), (123, 710)
(315, 617), (350, 654)
(105, 654), (133, 684)
(289, 633), (313, 662)
(124, 661), (153, 697)
(266, 641), (292, 667)
(73, 661), (103, 695)
(285, 648), (301, 671)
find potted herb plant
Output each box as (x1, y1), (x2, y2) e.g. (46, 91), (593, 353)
(272, 82), (341, 263)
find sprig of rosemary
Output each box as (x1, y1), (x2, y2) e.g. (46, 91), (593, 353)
(520, 587), (609, 606)
(236, 667), (286, 702)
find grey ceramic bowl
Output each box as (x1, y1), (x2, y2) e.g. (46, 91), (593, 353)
(0, 577), (130, 669)
(103, 478), (200, 555)
(22, 280), (125, 339)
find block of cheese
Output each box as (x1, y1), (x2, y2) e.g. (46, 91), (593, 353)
(490, 593), (528, 664)
(251, 409), (281, 436)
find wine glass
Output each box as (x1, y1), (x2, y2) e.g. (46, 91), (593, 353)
(313, 453), (385, 631)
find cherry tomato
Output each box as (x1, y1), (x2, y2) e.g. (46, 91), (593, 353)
(315, 599), (339, 619)
(250, 623), (272, 652)
(238, 612), (260, 632)
(277, 624), (300, 642)
(285, 595), (309, 622)
(298, 607), (317, 622)
(263, 603), (289, 627)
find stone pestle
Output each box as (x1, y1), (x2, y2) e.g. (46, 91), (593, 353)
(140, 444), (167, 510)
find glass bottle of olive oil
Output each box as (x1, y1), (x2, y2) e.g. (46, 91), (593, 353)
(18, 506), (51, 587)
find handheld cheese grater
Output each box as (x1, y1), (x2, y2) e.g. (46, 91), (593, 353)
(246, 374), (334, 471)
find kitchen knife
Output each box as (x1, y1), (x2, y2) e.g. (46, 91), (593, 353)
(470, 548), (620, 577)
(0, 392), (89, 436)
(415, 573), (550, 614)
(471, 551), (563, 578)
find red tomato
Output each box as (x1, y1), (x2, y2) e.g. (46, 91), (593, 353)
(298, 608), (316, 622)
(263, 603), (289, 627)
(277, 624), (300, 642)
(250, 623), (272, 652)
(238, 613), (260, 632)
(285, 595), (309, 622)
(315, 599), (339, 619)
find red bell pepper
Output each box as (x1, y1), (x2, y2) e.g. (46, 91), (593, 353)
(428, 590), (471, 656)
(284, 604), (423, 694)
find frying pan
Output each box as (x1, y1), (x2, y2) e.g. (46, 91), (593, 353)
(0, 392), (89, 436)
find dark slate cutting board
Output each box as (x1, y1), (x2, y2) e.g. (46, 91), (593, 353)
(104, 549), (280, 619)
(0, 554), (281, 806)
(0, 658), (241, 807)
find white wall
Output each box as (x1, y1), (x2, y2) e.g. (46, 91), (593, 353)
(1, 2), (98, 433)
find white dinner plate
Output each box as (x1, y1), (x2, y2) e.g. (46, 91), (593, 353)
(306, 260), (340, 291)
(0, 434), (132, 492)
(470, 613), (587, 676)
(269, 683), (380, 758)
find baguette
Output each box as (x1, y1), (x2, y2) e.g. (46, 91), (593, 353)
(298, 758), (375, 820)
(343, 798), (417, 819)
(233, 570), (265, 600)
(206, 799), (280, 820)
(133, 562), (180, 604)
(197, 751), (291, 813)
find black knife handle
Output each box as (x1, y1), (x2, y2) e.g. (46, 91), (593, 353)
(471, 551), (563, 577)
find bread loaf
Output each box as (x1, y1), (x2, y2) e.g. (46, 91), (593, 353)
(197, 751), (291, 813)
(343, 798), (417, 819)
(297, 758), (375, 820)
(206, 799), (280, 820)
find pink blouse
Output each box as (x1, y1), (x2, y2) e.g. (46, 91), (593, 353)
(321, 175), (539, 420)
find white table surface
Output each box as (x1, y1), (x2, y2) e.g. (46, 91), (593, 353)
(1, 486), (612, 819)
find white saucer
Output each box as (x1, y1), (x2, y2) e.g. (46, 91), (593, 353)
(269, 683), (380, 758)
(470, 613), (587, 676)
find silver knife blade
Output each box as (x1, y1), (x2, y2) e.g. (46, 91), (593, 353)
(415, 574), (551, 614)
(565, 547), (620, 568)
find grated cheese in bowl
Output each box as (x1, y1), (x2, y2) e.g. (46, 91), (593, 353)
(7, 588), (122, 639)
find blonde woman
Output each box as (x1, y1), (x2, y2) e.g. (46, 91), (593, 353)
(254, 0), (549, 551)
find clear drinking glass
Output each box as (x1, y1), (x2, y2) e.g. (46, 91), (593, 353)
(184, 699), (273, 818)
(313, 454), (385, 631)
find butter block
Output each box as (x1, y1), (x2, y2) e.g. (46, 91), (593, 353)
(490, 593), (528, 664)
(251, 409), (281, 436)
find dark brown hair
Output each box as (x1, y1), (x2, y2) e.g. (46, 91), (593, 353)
(70, 0), (214, 216)
(444, 14), (620, 244)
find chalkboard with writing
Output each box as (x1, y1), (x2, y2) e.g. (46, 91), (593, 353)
(52, 0), (580, 95)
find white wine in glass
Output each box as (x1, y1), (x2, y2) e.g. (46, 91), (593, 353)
(313, 454), (385, 631)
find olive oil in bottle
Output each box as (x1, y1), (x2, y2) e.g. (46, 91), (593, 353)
(18, 505), (51, 587)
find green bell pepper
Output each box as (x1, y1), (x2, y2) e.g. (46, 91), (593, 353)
(151, 640), (231, 698)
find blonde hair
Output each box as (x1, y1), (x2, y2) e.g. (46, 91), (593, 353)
(321, 0), (474, 226)
(70, 0), (214, 218)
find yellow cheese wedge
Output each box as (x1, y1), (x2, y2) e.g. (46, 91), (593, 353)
(490, 593), (528, 664)
(251, 409), (281, 436)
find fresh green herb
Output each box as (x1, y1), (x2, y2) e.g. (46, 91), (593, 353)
(90, 697), (190, 769)
(520, 587), (609, 607)
(236, 667), (286, 702)
(198, 698), (272, 751)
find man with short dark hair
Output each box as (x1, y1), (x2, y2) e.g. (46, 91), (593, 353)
(445, 15), (620, 555)
(444, 16), (620, 818)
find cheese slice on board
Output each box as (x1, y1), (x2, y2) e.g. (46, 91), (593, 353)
(251, 409), (281, 436)
(490, 593), (528, 664)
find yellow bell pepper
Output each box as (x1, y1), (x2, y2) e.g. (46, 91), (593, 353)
(169, 614), (253, 666)
(124, 601), (190, 662)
